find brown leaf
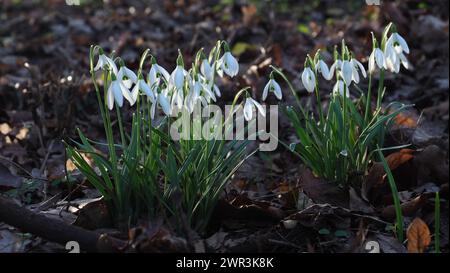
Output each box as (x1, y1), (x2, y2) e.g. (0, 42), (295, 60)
(382, 195), (428, 220)
(407, 218), (431, 253)
(299, 166), (349, 208)
(393, 112), (418, 128)
(387, 149), (415, 170)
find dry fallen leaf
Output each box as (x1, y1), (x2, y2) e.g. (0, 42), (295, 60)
(394, 112), (418, 128)
(387, 149), (415, 170)
(407, 217), (431, 253)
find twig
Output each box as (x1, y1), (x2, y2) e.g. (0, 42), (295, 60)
(0, 195), (127, 252)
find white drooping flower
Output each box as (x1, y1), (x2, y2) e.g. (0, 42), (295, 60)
(131, 78), (155, 104)
(316, 60), (333, 80)
(385, 45), (401, 73)
(220, 51), (239, 77)
(200, 59), (214, 81)
(148, 63), (170, 89)
(350, 58), (367, 84)
(332, 80), (350, 98)
(157, 92), (171, 117)
(243, 97), (266, 121)
(94, 54), (118, 75)
(106, 78), (133, 110)
(368, 48), (386, 74)
(200, 83), (217, 103)
(301, 67), (316, 93)
(262, 78), (282, 101)
(117, 66), (138, 89)
(185, 81), (201, 113)
(340, 60), (353, 86)
(386, 32), (410, 55)
(170, 65), (186, 91)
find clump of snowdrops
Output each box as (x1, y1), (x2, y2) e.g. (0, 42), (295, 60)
(65, 41), (265, 232)
(269, 23), (412, 185)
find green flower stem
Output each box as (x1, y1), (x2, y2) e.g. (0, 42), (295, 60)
(376, 69), (385, 111)
(365, 73), (373, 124)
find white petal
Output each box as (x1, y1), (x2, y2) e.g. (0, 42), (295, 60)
(394, 33), (409, 54)
(368, 51), (376, 74)
(318, 60), (331, 80)
(341, 61), (353, 85)
(112, 81), (124, 107)
(353, 59), (366, 78)
(243, 99), (254, 121)
(156, 64), (170, 82)
(172, 66), (185, 90)
(374, 48), (386, 69)
(273, 80), (282, 100)
(123, 67), (137, 83)
(119, 81), (134, 105)
(251, 98), (266, 117)
(158, 94), (171, 116)
(140, 80), (155, 102)
(399, 53), (410, 70)
(262, 81), (270, 101)
(201, 59), (213, 80)
(351, 64), (360, 84)
(223, 52), (239, 77)
(131, 83), (140, 102)
(150, 101), (156, 119)
(301, 68), (316, 93)
(213, 84), (221, 97)
(94, 55), (106, 71)
(107, 84), (115, 110)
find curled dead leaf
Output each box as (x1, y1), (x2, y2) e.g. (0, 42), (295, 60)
(407, 217), (431, 253)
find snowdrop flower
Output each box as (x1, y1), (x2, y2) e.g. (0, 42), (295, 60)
(368, 48), (386, 74)
(170, 51), (188, 91)
(385, 45), (401, 73)
(262, 77), (282, 101)
(200, 82), (217, 103)
(171, 66), (186, 91)
(185, 83), (201, 113)
(332, 80), (349, 98)
(220, 51), (239, 77)
(148, 61), (170, 89)
(131, 77), (155, 104)
(350, 58), (366, 84)
(200, 58), (214, 81)
(116, 66), (137, 91)
(243, 97), (266, 121)
(316, 59), (333, 81)
(340, 60), (353, 86)
(386, 32), (410, 55)
(106, 77), (134, 110)
(94, 53), (118, 75)
(157, 92), (171, 117)
(301, 67), (316, 93)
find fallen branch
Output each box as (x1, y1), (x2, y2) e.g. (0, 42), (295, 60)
(0, 195), (127, 252)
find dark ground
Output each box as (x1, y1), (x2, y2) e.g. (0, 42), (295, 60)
(0, 0), (448, 253)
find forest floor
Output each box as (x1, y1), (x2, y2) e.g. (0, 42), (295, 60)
(0, 0), (448, 253)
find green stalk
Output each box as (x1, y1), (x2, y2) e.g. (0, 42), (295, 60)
(116, 106), (127, 149)
(376, 69), (385, 111)
(435, 191), (441, 253)
(377, 148), (404, 242)
(314, 81), (324, 127)
(365, 73), (373, 124)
